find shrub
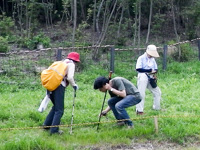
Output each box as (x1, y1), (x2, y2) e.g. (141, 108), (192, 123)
(172, 43), (194, 62)
(0, 13), (14, 37)
(24, 33), (50, 50)
(0, 36), (9, 53)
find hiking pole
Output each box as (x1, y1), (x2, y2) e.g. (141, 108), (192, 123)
(97, 71), (112, 131)
(69, 89), (76, 135)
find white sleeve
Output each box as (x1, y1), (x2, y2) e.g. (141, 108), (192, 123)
(66, 63), (76, 86)
(136, 56), (142, 69)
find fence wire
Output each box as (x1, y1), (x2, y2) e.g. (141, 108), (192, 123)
(0, 38), (199, 83)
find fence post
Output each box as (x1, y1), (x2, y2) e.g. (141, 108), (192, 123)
(198, 40), (200, 61)
(56, 48), (62, 61)
(163, 45), (168, 71)
(110, 47), (115, 73)
(154, 116), (159, 134)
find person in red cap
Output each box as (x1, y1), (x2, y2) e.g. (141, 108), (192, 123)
(43, 52), (80, 135)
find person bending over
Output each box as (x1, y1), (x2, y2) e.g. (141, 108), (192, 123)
(94, 76), (141, 128)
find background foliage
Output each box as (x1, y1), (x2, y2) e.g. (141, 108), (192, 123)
(0, 0), (200, 52)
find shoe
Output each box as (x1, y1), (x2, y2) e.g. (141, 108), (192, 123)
(153, 105), (160, 110)
(42, 125), (50, 131)
(116, 121), (125, 126)
(50, 130), (64, 135)
(136, 111), (144, 115)
(127, 125), (134, 129)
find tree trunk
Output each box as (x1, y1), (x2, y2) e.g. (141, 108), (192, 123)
(72, 0), (77, 47)
(138, 0), (141, 51)
(25, 0), (28, 37)
(93, 0), (97, 45)
(133, 1), (138, 47)
(96, 0), (117, 46)
(117, 5), (124, 38)
(93, 0), (118, 60)
(145, 0), (153, 45)
(70, 0), (73, 21)
(18, 0), (23, 37)
(80, 0), (86, 21)
(171, 0), (181, 61)
(2, 0), (5, 12)
(96, 0), (105, 35)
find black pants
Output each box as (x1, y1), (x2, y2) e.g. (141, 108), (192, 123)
(44, 85), (65, 133)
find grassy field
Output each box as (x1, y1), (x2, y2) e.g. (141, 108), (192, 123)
(0, 60), (200, 150)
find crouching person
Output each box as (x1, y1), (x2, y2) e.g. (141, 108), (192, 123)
(94, 76), (142, 128)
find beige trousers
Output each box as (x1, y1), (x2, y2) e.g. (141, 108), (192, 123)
(136, 73), (161, 112)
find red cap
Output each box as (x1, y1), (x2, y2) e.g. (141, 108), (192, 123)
(67, 52), (80, 62)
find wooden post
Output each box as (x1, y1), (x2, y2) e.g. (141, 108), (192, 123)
(110, 47), (115, 73)
(154, 116), (159, 134)
(56, 48), (62, 61)
(198, 40), (200, 61)
(163, 45), (168, 71)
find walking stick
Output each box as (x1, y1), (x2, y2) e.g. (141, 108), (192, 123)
(69, 89), (76, 134)
(97, 71), (112, 131)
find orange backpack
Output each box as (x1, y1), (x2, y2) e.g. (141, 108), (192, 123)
(41, 61), (68, 91)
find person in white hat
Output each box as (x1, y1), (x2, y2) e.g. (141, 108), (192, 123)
(135, 45), (161, 115)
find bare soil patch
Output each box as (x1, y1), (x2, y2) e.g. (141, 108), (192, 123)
(82, 140), (200, 150)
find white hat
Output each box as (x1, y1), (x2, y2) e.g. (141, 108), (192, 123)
(146, 45), (159, 57)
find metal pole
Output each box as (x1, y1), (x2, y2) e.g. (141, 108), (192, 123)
(96, 91), (107, 131)
(56, 48), (62, 61)
(163, 45), (168, 71)
(197, 40), (200, 61)
(110, 47), (115, 73)
(69, 89), (76, 135)
(97, 71), (112, 131)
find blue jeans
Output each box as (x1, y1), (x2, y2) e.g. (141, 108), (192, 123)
(44, 85), (65, 133)
(108, 95), (141, 126)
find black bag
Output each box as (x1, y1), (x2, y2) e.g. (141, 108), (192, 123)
(149, 78), (157, 88)
(146, 73), (157, 88)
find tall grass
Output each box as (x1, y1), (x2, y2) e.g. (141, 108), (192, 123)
(0, 60), (200, 149)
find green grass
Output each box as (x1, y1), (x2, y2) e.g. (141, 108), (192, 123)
(0, 60), (200, 149)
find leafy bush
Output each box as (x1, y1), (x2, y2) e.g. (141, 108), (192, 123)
(0, 13), (14, 37)
(172, 43), (194, 62)
(24, 33), (50, 50)
(0, 36), (9, 52)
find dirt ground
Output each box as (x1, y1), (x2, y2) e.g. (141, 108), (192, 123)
(83, 140), (200, 150)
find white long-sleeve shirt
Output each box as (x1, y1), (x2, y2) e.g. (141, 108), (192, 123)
(61, 59), (76, 87)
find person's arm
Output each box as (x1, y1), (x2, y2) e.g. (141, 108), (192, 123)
(109, 88), (126, 98)
(100, 106), (111, 116)
(136, 68), (157, 74)
(66, 63), (76, 86)
(136, 68), (152, 73)
(105, 82), (126, 97)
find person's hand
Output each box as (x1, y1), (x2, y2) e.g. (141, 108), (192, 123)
(73, 84), (78, 91)
(99, 110), (107, 117)
(105, 83), (111, 91)
(151, 69), (157, 74)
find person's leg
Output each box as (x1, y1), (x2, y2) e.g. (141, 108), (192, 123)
(115, 95), (141, 126)
(43, 92), (55, 129)
(136, 73), (148, 113)
(147, 84), (161, 110)
(107, 97), (123, 120)
(50, 85), (65, 134)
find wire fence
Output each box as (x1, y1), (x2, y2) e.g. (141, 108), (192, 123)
(0, 38), (199, 83)
(0, 46), (113, 83)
